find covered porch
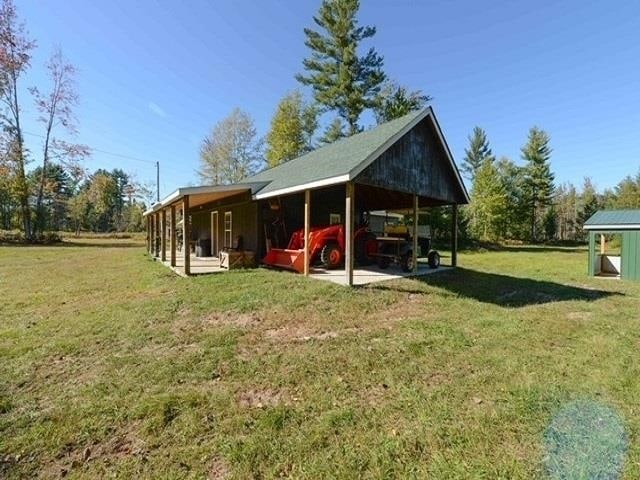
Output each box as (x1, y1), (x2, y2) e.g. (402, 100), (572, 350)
(144, 184), (263, 276)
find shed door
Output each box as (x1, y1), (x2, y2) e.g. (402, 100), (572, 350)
(621, 231), (640, 281)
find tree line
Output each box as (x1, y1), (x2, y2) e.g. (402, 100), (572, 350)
(462, 126), (640, 243)
(0, 0), (149, 239)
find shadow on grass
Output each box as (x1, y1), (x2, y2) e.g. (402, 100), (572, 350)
(370, 267), (621, 307)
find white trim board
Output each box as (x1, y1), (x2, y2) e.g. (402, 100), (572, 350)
(584, 224), (640, 230)
(253, 174), (350, 200)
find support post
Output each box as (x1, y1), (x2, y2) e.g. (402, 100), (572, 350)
(170, 204), (177, 267)
(183, 195), (190, 275)
(154, 212), (160, 257)
(451, 204), (458, 268)
(304, 189), (311, 276)
(149, 215), (153, 254)
(345, 182), (355, 286)
(413, 194), (419, 273)
(146, 215), (151, 253)
(600, 233), (606, 254)
(160, 208), (167, 262)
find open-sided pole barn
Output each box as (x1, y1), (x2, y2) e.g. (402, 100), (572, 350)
(144, 107), (469, 285)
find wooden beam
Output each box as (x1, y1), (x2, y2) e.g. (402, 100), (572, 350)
(146, 215), (151, 253)
(160, 209), (167, 262)
(413, 194), (419, 273)
(451, 204), (458, 267)
(170, 205), (177, 267)
(304, 189), (311, 276)
(600, 233), (606, 255)
(154, 212), (160, 257)
(345, 182), (355, 286)
(183, 195), (190, 275)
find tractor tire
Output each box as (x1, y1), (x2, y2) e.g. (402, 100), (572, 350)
(320, 241), (343, 269)
(401, 250), (414, 273)
(355, 232), (377, 266)
(427, 250), (441, 269)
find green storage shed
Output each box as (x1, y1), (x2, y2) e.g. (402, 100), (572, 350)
(584, 209), (640, 281)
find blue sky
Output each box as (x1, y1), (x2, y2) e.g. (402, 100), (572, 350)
(18, 0), (640, 199)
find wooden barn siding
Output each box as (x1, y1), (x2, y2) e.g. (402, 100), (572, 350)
(190, 200), (259, 253)
(258, 185), (347, 253)
(355, 118), (466, 204)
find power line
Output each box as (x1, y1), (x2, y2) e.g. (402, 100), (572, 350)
(23, 130), (158, 165)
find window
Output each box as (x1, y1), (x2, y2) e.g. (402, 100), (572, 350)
(224, 211), (232, 248)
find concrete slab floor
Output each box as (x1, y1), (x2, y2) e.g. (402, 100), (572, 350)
(309, 263), (451, 286)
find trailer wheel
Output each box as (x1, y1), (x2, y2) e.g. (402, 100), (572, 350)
(427, 250), (440, 269)
(401, 250), (414, 273)
(320, 241), (342, 269)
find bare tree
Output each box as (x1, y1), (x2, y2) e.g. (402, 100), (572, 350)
(198, 108), (264, 185)
(0, 0), (36, 237)
(30, 49), (89, 235)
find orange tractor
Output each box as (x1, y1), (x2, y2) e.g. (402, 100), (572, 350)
(262, 224), (378, 273)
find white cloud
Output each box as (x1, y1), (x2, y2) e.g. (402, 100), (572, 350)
(148, 101), (167, 118)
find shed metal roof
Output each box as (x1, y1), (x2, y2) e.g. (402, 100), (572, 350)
(583, 209), (640, 230)
(241, 107), (468, 201)
(145, 107), (468, 216)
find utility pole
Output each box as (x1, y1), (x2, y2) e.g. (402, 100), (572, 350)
(156, 161), (160, 202)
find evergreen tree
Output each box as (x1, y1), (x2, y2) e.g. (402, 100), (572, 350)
(495, 157), (528, 240)
(373, 81), (430, 123)
(265, 91), (317, 168)
(468, 159), (508, 241)
(296, 0), (385, 135)
(613, 171), (640, 208)
(462, 126), (494, 182)
(577, 177), (600, 236)
(521, 127), (554, 242)
(319, 117), (347, 144)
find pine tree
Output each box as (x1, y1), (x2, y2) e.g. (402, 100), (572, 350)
(373, 81), (430, 124)
(265, 91), (317, 168)
(296, 0), (385, 135)
(577, 177), (600, 234)
(613, 171), (640, 208)
(468, 159), (508, 241)
(462, 126), (494, 182)
(495, 157), (528, 240)
(319, 117), (347, 144)
(521, 127), (554, 242)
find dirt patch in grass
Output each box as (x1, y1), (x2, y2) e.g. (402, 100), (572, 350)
(41, 424), (146, 479)
(237, 388), (289, 409)
(203, 311), (264, 328)
(264, 325), (361, 343)
(208, 457), (230, 479)
(566, 311), (594, 321)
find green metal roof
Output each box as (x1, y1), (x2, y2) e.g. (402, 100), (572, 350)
(584, 209), (640, 230)
(241, 107), (468, 201)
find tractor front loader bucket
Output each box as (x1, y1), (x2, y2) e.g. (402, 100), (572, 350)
(262, 248), (306, 273)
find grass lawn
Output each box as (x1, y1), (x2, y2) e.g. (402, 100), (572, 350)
(1, 238), (639, 479)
